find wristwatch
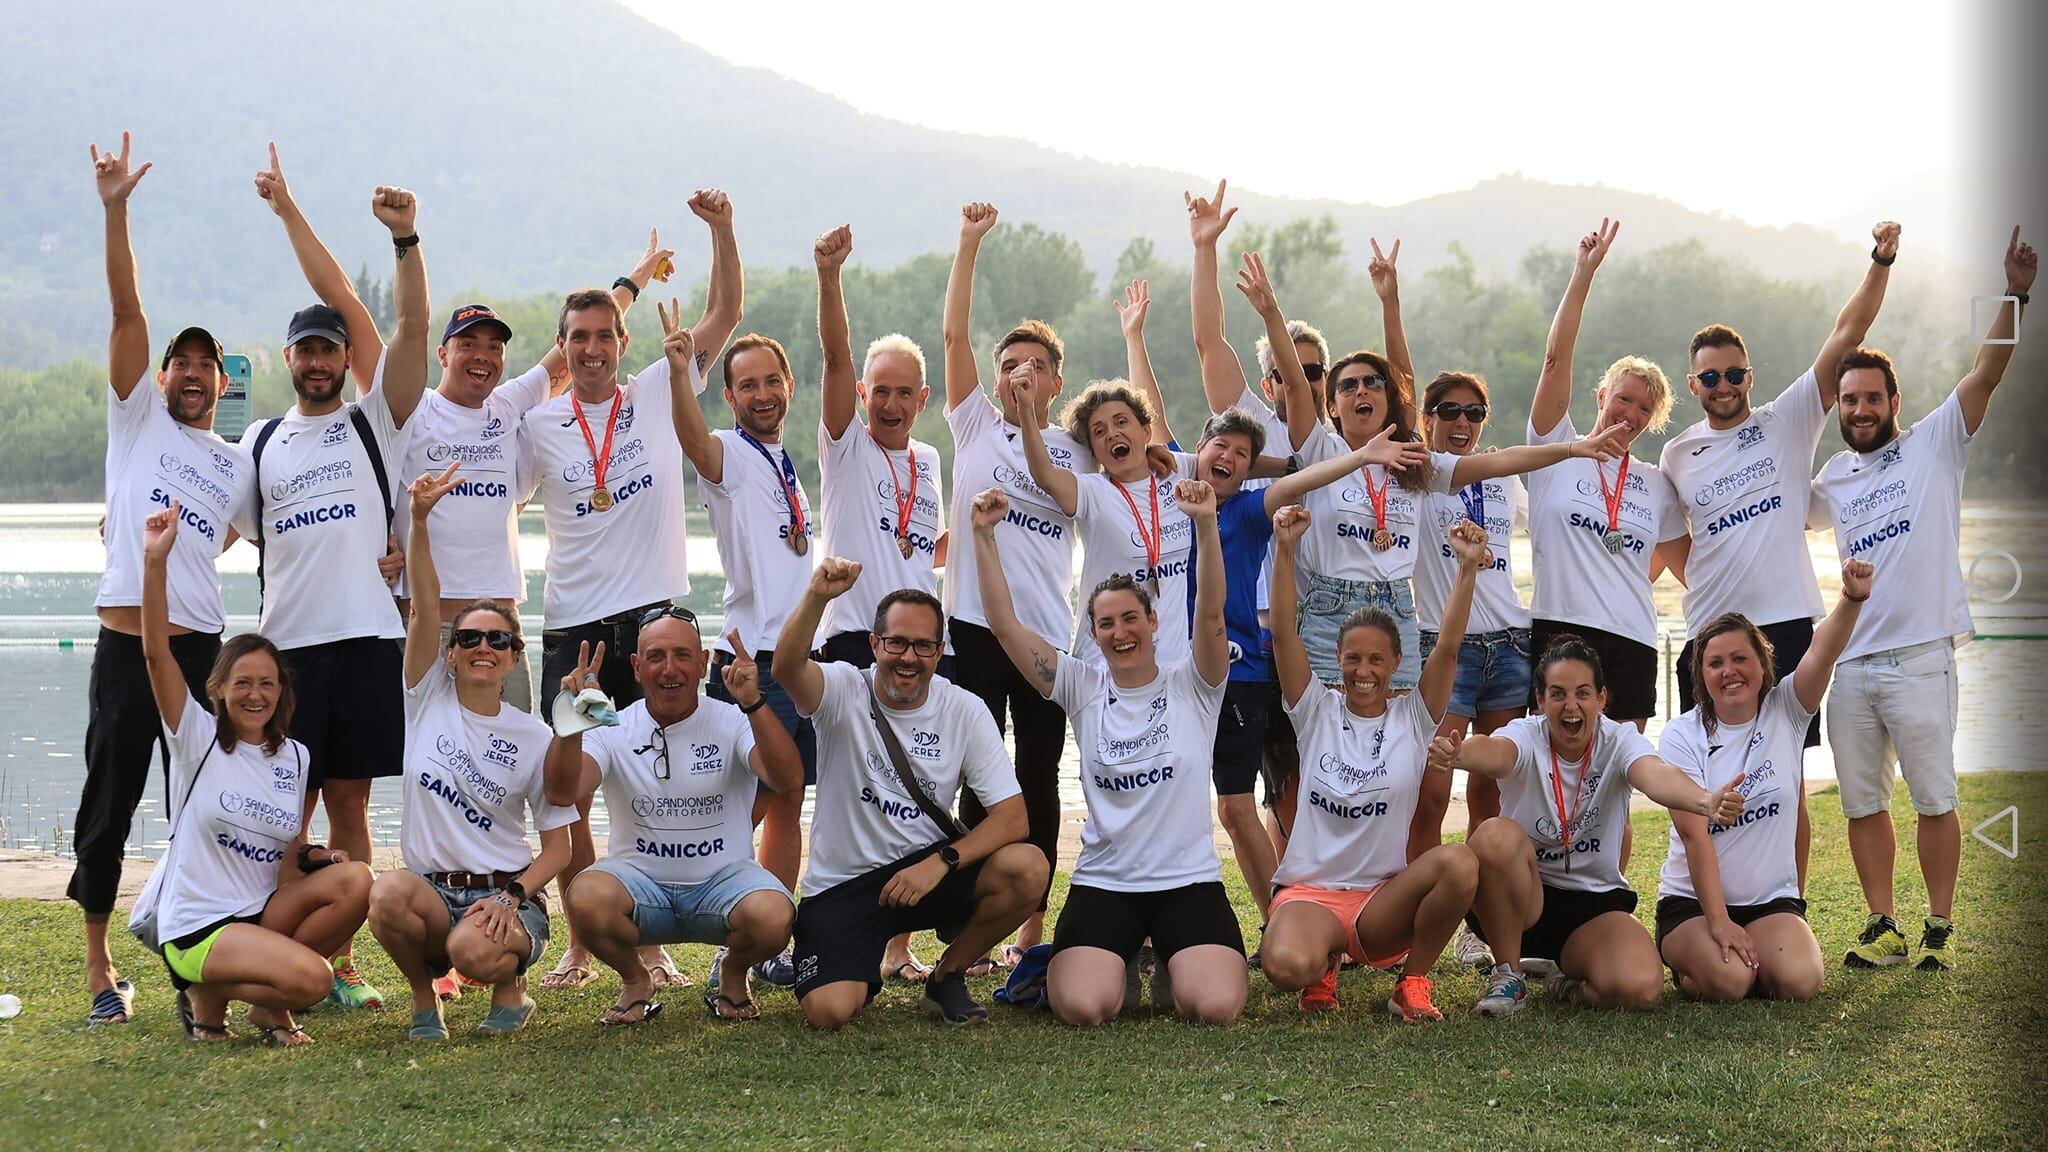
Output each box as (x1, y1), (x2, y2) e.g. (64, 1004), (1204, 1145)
(612, 276), (642, 300)
(936, 844), (962, 872)
(497, 880), (528, 908)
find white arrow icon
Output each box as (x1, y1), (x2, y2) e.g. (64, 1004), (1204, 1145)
(1972, 806), (2019, 860)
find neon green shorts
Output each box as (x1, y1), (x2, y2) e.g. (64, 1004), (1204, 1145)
(161, 912), (262, 986)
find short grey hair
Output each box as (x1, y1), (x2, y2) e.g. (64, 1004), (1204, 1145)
(863, 333), (928, 385)
(1254, 319), (1330, 379)
(1198, 407), (1267, 458)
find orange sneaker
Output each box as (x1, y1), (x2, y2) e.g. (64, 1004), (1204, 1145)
(1298, 966), (1340, 1014)
(1387, 973), (1443, 1022)
(431, 972), (463, 1002)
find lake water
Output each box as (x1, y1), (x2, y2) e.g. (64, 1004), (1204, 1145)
(1, 501), (2043, 859)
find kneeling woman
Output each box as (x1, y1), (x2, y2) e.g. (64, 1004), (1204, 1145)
(131, 503), (372, 1045)
(1657, 559), (1871, 1002)
(1435, 635), (1746, 1014)
(973, 480), (1247, 1025)
(367, 467), (577, 1040)
(1261, 506), (1489, 1020)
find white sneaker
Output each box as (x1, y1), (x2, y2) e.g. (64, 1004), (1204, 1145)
(1452, 925), (1495, 973)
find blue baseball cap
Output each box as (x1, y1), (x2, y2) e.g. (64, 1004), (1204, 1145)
(442, 303), (513, 344)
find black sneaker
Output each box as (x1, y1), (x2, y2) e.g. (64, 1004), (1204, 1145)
(920, 971), (989, 1025)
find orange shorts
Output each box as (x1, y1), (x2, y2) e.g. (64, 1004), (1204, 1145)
(1268, 882), (1409, 970)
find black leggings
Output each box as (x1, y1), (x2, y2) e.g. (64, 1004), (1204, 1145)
(949, 618), (1067, 911)
(69, 627), (219, 915)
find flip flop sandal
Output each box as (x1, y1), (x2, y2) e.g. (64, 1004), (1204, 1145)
(597, 998), (663, 1026)
(882, 958), (931, 983)
(704, 992), (760, 1021)
(476, 997), (535, 1034)
(998, 944), (1028, 969)
(963, 955), (997, 978)
(257, 1024), (310, 1047)
(645, 956), (691, 989)
(89, 979), (136, 1024)
(179, 990), (235, 1043)
(409, 1009), (450, 1041)
(537, 963), (595, 990)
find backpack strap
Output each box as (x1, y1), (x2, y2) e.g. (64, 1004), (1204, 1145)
(247, 417), (285, 596)
(347, 404), (395, 532)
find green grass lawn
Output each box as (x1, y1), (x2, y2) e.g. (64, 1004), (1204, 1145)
(2, 774), (2044, 1152)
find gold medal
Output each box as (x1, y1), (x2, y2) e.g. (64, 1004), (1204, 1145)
(790, 530), (810, 556)
(898, 536), (914, 560)
(590, 486), (613, 512)
(1372, 527), (1394, 552)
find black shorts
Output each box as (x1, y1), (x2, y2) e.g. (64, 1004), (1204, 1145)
(1258, 674), (1300, 810)
(1212, 680), (1268, 797)
(1654, 894), (1807, 947)
(1677, 617), (1822, 749)
(540, 601), (666, 709)
(1051, 882), (1246, 962)
(791, 845), (987, 1001)
(1470, 883), (1637, 963)
(1530, 619), (1658, 722)
(279, 637), (404, 787)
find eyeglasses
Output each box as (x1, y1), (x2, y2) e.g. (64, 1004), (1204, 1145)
(1335, 373), (1387, 393)
(450, 628), (520, 651)
(876, 634), (942, 658)
(638, 604), (700, 632)
(1429, 401), (1489, 423)
(1269, 363), (1327, 383)
(636, 724), (672, 781)
(1692, 367), (1752, 389)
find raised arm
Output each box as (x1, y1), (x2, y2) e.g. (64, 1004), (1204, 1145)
(1012, 372), (1078, 515)
(1793, 558), (1871, 713)
(539, 229), (672, 380)
(93, 132), (154, 396)
(1958, 226), (2036, 434)
(1628, 753), (1746, 825)
(1814, 222), (1901, 408)
(400, 465), (461, 689)
(1117, 279), (1174, 446)
(1186, 179), (1246, 414)
(1269, 505), (1313, 707)
(1368, 238), (1414, 390)
(687, 189), (743, 361)
(1447, 422), (1629, 486)
(1261, 426), (1430, 516)
(372, 185), (428, 426)
(816, 225), (858, 439)
(719, 634), (803, 796)
(655, 299), (718, 482)
(253, 144), (385, 389)
(1237, 251), (1318, 452)
(139, 505), (193, 732)
(1419, 521), (1487, 720)
(943, 203), (999, 412)
(1180, 480), (1228, 687)
(970, 490), (1066, 698)
(1532, 219), (1619, 437)
(772, 557), (861, 716)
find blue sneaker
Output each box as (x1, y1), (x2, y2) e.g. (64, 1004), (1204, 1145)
(752, 948), (797, 989)
(706, 946), (731, 995)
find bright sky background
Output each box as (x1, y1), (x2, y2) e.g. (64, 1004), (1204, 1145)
(623, 0), (1986, 258)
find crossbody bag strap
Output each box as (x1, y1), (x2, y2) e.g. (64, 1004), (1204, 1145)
(865, 671), (967, 841)
(248, 416), (285, 596)
(347, 404), (395, 532)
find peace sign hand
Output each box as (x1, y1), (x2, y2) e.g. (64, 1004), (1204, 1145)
(560, 639), (608, 697)
(1576, 217), (1620, 274)
(656, 299), (695, 375)
(1234, 251), (1278, 317)
(1368, 237), (1401, 301)
(1115, 279), (1150, 340)
(90, 131), (151, 205)
(720, 630), (764, 709)
(1185, 178), (1237, 247)
(408, 463), (461, 523)
(254, 142), (294, 218)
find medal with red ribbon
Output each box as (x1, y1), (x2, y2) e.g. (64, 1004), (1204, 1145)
(885, 444), (918, 560)
(1362, 463), (1393, 551)
(1597, 453), (1630, 555)
(1547, 721), (1597, 874)
(574, 391), (621, 512)
(1112, 474), (1163, 598)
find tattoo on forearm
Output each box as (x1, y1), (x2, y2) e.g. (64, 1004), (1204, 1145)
(1032, 652), (1056, 686)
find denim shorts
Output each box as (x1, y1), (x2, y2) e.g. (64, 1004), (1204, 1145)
(1296, 572), (1419, 690)
(585, 856), (793, 946)
(1418, 627), (1533, 717)
(429, 876), (552, 976)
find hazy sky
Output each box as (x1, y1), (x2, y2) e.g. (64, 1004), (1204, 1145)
(622, 0), (1978, 250)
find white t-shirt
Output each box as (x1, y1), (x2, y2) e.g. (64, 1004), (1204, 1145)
(1296, 426), (1459, 584)
(1524, 414), (1686, 648)
(1657, 675), (1812, 906)
(944, 392), (1095, 648)
(394, 364), (551, 602)
(1659, 370), (1829, 628)
(1414, 476), (1531, 633)
(1810, 390), (1976, 661)
(235, 358), (405, 648)
(521, 357), (703, 628)
(1275, 685), (1438, 890)
(399, 666), (577, 875)
(1052, 656), (1226, 891)
(798, 661), (1018, 897)
(702, 427), (816, 655)
(1071, 470), (1194, 668)
(1495, 714), (1657, 892)
(585, 699), (761, 886)
(816, 420), (946, 643)
(140, 696), (309, 941)
(99, 374), (249, 633)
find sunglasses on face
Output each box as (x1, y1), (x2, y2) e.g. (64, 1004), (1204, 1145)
(876, 634), (942, 658)
(451, 628), (520, 652)
(638, 604), (700, 631)
(1429, 401), (1488, 423)
(1336, 374), (1387, 393)
(1270, 363), (1327, 384)
(1693, 367), (1752, 389)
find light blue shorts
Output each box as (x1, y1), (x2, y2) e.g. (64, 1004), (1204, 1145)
(585, 856), (792, 946)
(1296, 572), (1420, 690)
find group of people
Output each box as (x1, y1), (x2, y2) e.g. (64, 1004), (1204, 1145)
(76, 132), (2033, 1042)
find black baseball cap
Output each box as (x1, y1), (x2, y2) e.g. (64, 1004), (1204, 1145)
(284, 304), (350, 348)
(442, 303), (513, 344)
(160, 326), (224, 369)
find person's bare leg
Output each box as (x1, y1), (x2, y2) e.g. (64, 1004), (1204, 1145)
(1258, 902), (1348, 992)
(1467, 817), (1543, 970)
(1795, 777), (1812, 895)
(542, 794), (600, 982)
(319, 778), (375, 959)
(1558, 912), (1663, 1011)
(1846, 811), (1898, 916)
(1164, 945), (1247, 1025)
(1920, 809), (1961, 919)
(1048, 947), (1128, 1027)
(567, 870), (651, 1009)
(1660, 917), (1757, 1002)
(716, 891), (795, 1015)
(83, 915), (120, 999)
(1219, 793), (1277, 917)
(1748, 914), (1824, 1000)
(1355, 843), (1479, 978)
(367, 870), (452, 1015)
(759, 788), (803, 892)
(931, 844), (1047, 978)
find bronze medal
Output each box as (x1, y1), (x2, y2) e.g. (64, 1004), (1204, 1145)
(898, 536), (914, 560)
(1371, 527), (1394, 552)
(589, 486), (613, 512)
(790, 530), (810, 556)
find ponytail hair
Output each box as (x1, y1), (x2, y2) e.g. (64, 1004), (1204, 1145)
(1533, 632), (1606, 697)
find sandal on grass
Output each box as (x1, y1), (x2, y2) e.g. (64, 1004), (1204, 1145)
(704, 992), (760, 1021)
(89, 979), (136, 1025)
(998, 944), (1028, 969)
(645, 953), (690, 989)
(963, 954), (997, 979)
(537, 962), (595, 990)
(257, 1024), (311, 1047)
(882, 957), (931, 983)
(176, 989), (233, 1042)
(597, 998), (662, 1026)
